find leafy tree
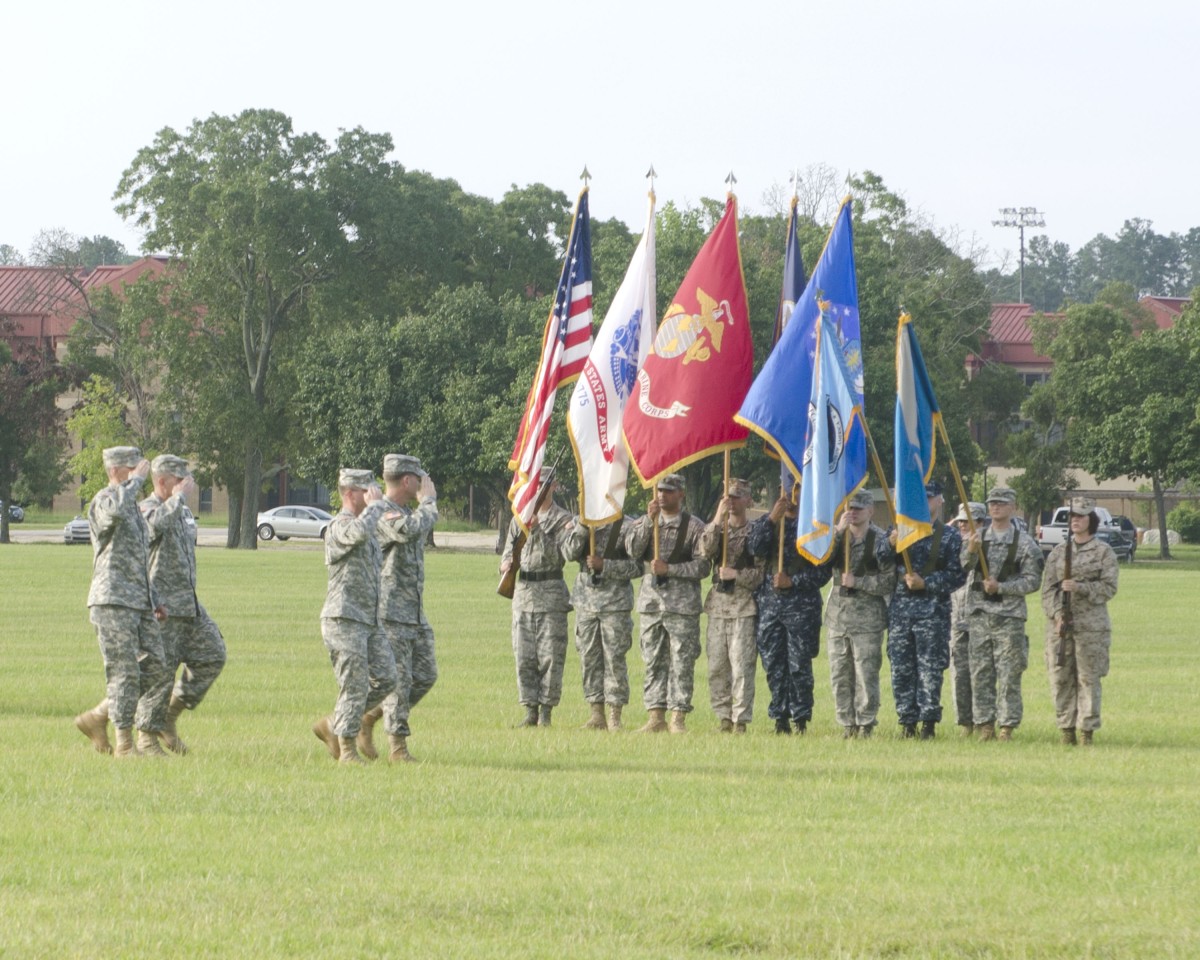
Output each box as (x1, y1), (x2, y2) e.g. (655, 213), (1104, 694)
(1006, 382), (1077, 520)
(0, 244), (23, 266)
(65, 376), (140, 504)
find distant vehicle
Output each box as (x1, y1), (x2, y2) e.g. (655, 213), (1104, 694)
(1097, 529), (1135, 563)
(1036, 505), (1118, 556)
(256, 505), (333, 541)
(63, 506), (197, 545)
(2, 501), (24, 523)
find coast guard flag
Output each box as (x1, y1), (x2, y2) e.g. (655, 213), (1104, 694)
(567, 194), (656, 525)
(623, 195), (752, 486)
(795, 308), (866, 564)
(893, 312), (941, 553)
(508, 189), (593, 529)
(736, 197), (865, 485)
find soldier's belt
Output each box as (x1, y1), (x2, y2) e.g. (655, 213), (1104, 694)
(970, 582), (1004, 601)
(519, 570), (564, 583)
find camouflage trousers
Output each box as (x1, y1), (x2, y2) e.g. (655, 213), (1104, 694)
(321, 617), (398, 737)
(968, 611), (1028, 727)
(827, 626), (884, 730)
(887, 616), (950, 725)
(512, 610), (569, 707)
(142, 604), (227, 728)
(380, 620), (438, 737)
(950, 621), (973, 726)
(575, 610), (633, 706)
(1044, 629), (1110, 732)
(706, 615), (758, 724)
(88, 605), (171, 731)
(757, 615), (818, 723)
(639, 612), (701, 713)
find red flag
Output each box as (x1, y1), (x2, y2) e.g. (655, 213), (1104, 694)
(622, 195), (752, 486)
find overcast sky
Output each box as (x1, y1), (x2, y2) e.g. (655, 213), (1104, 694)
(5, 0), (1196, 268)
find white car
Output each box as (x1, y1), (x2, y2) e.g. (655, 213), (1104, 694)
(256, 505), (333, 541)
(63, 507), (198, 545)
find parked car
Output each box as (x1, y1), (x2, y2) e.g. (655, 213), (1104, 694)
(256, 505), (333, 541)
(1037, 505), (1119, 556)
(1098, 529), (1135, 563)
(63, 507), (197, 544)
(2, 500), (24, 523)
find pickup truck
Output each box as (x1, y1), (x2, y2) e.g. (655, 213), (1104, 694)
(1036, 506), (1134, 561)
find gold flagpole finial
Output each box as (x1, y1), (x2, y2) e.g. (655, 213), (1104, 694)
(789, 168), (801, 201)
(580, 166), (591, 188)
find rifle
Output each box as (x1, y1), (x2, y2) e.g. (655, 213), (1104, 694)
(1055, 535), (1073, 666)
(497, 453), (563, 599)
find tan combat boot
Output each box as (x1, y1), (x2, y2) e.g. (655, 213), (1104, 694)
(312, 715), (341, 759)
(638, 708), (668, 733)
(1061, 728), (1077, 746)
(719, 718), (734, 733)
(733, 722), (747, 734)
(137, 729), (169, 757)
(538, 705), (553, 727)
(516, 705), (539, 728)
(114, 727), (137, 758)
(581, 702), (607, 730)
(959, 723), (974, 738)
(159, 695), (189, 755)
(357, 706), (383, 760)
(997, 726), (1014, 742)
(976, 722), (996, 742)
(337, 736), (366, 765)
(607, 705), (623, 731)
(668, 710), (687, 734)
(388, 734), (416, 763)
(1080, 729), (1093, 746)
(74, 701), (112, 754)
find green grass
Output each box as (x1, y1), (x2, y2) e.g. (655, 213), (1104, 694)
(1, 543), (1197, 959)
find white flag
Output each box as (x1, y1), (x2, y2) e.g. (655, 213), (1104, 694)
(567, 194), (656, 525)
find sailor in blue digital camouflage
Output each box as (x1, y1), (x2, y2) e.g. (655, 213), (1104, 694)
(824, 489), (895, 738)
(564, 512), (642, 731)
(626, 473), (710, 733)
(1040, 497), (1119, 746)
(949, 501), (986, 735)
(697, 478), (763, 733)
(358, 453), (439, 763)
(746, 491), (832, 735)
(312, 468), (397, 765)
(881, 482), (966, 739)
(73, 446), (171, 758)
(501, 473), (574, 727)
(960, 486), (1043, 741)
(138, 454), (227, 754)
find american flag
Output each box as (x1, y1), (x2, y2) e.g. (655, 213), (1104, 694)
(508, 189), (593, 527)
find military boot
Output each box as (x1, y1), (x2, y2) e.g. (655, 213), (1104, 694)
(733, 722), (747, 734)
(538, 705), (553, 727)
(388, 734), (416, 763)
(516, 705), (539, 728)
(357, 706), (383, 760)
(1061, 728), (1077, 745)
(638, 708), (668, 733)
(859, 725), (874, 740)
(74, 701), (112, 754)
(1080, 729), (1093, 746)
(997, 726), (1014, 742)
(901, 722), (917, 739)
(920, 720), (937, 740)
(668, 710), (687, 734)
(794, 718), (807, 735)
(313, 715), (341, 759)
(842, 725), (858, 739)
(581, 702), (607, 730)
(159, 695), (190, 755)
(958, 723), (974, 738)
(775, 717), (792, 736)
(607, 705), (623, 731)
(114, 727), (137, 758)
(337, 736), (366, 765)
(137, 729), (169, 757)
(719, 718), (734, 733)
(976, 722), (995, 742)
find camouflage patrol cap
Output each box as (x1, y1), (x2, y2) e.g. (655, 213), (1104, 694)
(338, 468), (375, 490)
(848, 489), (874, 509)
(1068, 496), (1096, 516)
(986, 486), (1017, 505)
(656, 473), (685, 492)
(150, 454), (190, 479)
(955, 501), (987, 522)
(383, 453), (425, 479)
(102, 446), (141, 468)
(727, 478), (751, 499)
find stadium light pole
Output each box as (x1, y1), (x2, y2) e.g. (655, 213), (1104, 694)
(992, 206), (1046, 303)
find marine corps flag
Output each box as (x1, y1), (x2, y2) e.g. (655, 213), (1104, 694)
(622, 195), (752, 486)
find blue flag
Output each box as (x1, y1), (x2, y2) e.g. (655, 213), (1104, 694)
(765, 196), (807, 480)
(795, 309), (866, 564)
(894, 312), (941, 552)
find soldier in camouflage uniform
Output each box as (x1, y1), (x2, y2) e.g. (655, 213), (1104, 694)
(824, 489), (895, 739)
(312, 468), (398, 765)
(697, 479), (763, 733)
(139, 454), (227, 754)
(746, 492), (832, 735)
(73, 446), (171, 758)
(881, 482), (965, 739)
(960, 487), (1043, 741)
(358, 454), (439, 763)
(564, 513), (642, 731)
(626, 473), (710, 733)
(949, 501), (986, 735)
(1040, 497), (1119, 746)
(500, 475), (574, 727)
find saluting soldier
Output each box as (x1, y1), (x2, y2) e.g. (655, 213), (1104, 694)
(626, 473), (710, 733)
(824, 488), (895, 739)
(697, 478), (763, 733)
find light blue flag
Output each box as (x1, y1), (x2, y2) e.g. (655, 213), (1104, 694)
(894, 312), (942, 552)
(795, 309), (865, 564)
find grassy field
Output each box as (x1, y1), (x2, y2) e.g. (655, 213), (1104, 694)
(1, 542), (1197, 959)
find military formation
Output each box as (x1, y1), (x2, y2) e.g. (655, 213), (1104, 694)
(73, 448), (1117, 760)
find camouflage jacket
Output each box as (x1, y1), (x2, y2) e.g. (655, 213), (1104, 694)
(960, 524), (1043, 620)
(1041, 536), (1119, 635)
(320, 500), (388, 624)
(564, 517), (642, 614)
(881, 521), (966, 621)
(627, 511), (710, 616)
(140, 491), (198, 618)
(502, 502), (573, 614)
(823, 523), (895, 633)
(377, 495), (438, 625)
(87, 476), (157, 611)
(746, 514), (832, 610)
(698, 516), (762, 619)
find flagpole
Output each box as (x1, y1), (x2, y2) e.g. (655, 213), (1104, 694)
(935, 416), (990, 580)
(857, 411), (914, 576)
(721, 451), (731, 569)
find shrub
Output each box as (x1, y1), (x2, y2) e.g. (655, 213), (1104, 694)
(1166, 503), (1200, 543)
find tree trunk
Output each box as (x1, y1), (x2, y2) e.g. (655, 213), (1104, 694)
(227, 493), (242, 549)
(238, 445), (263, 550)
(1152, 474), (1172, 560)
